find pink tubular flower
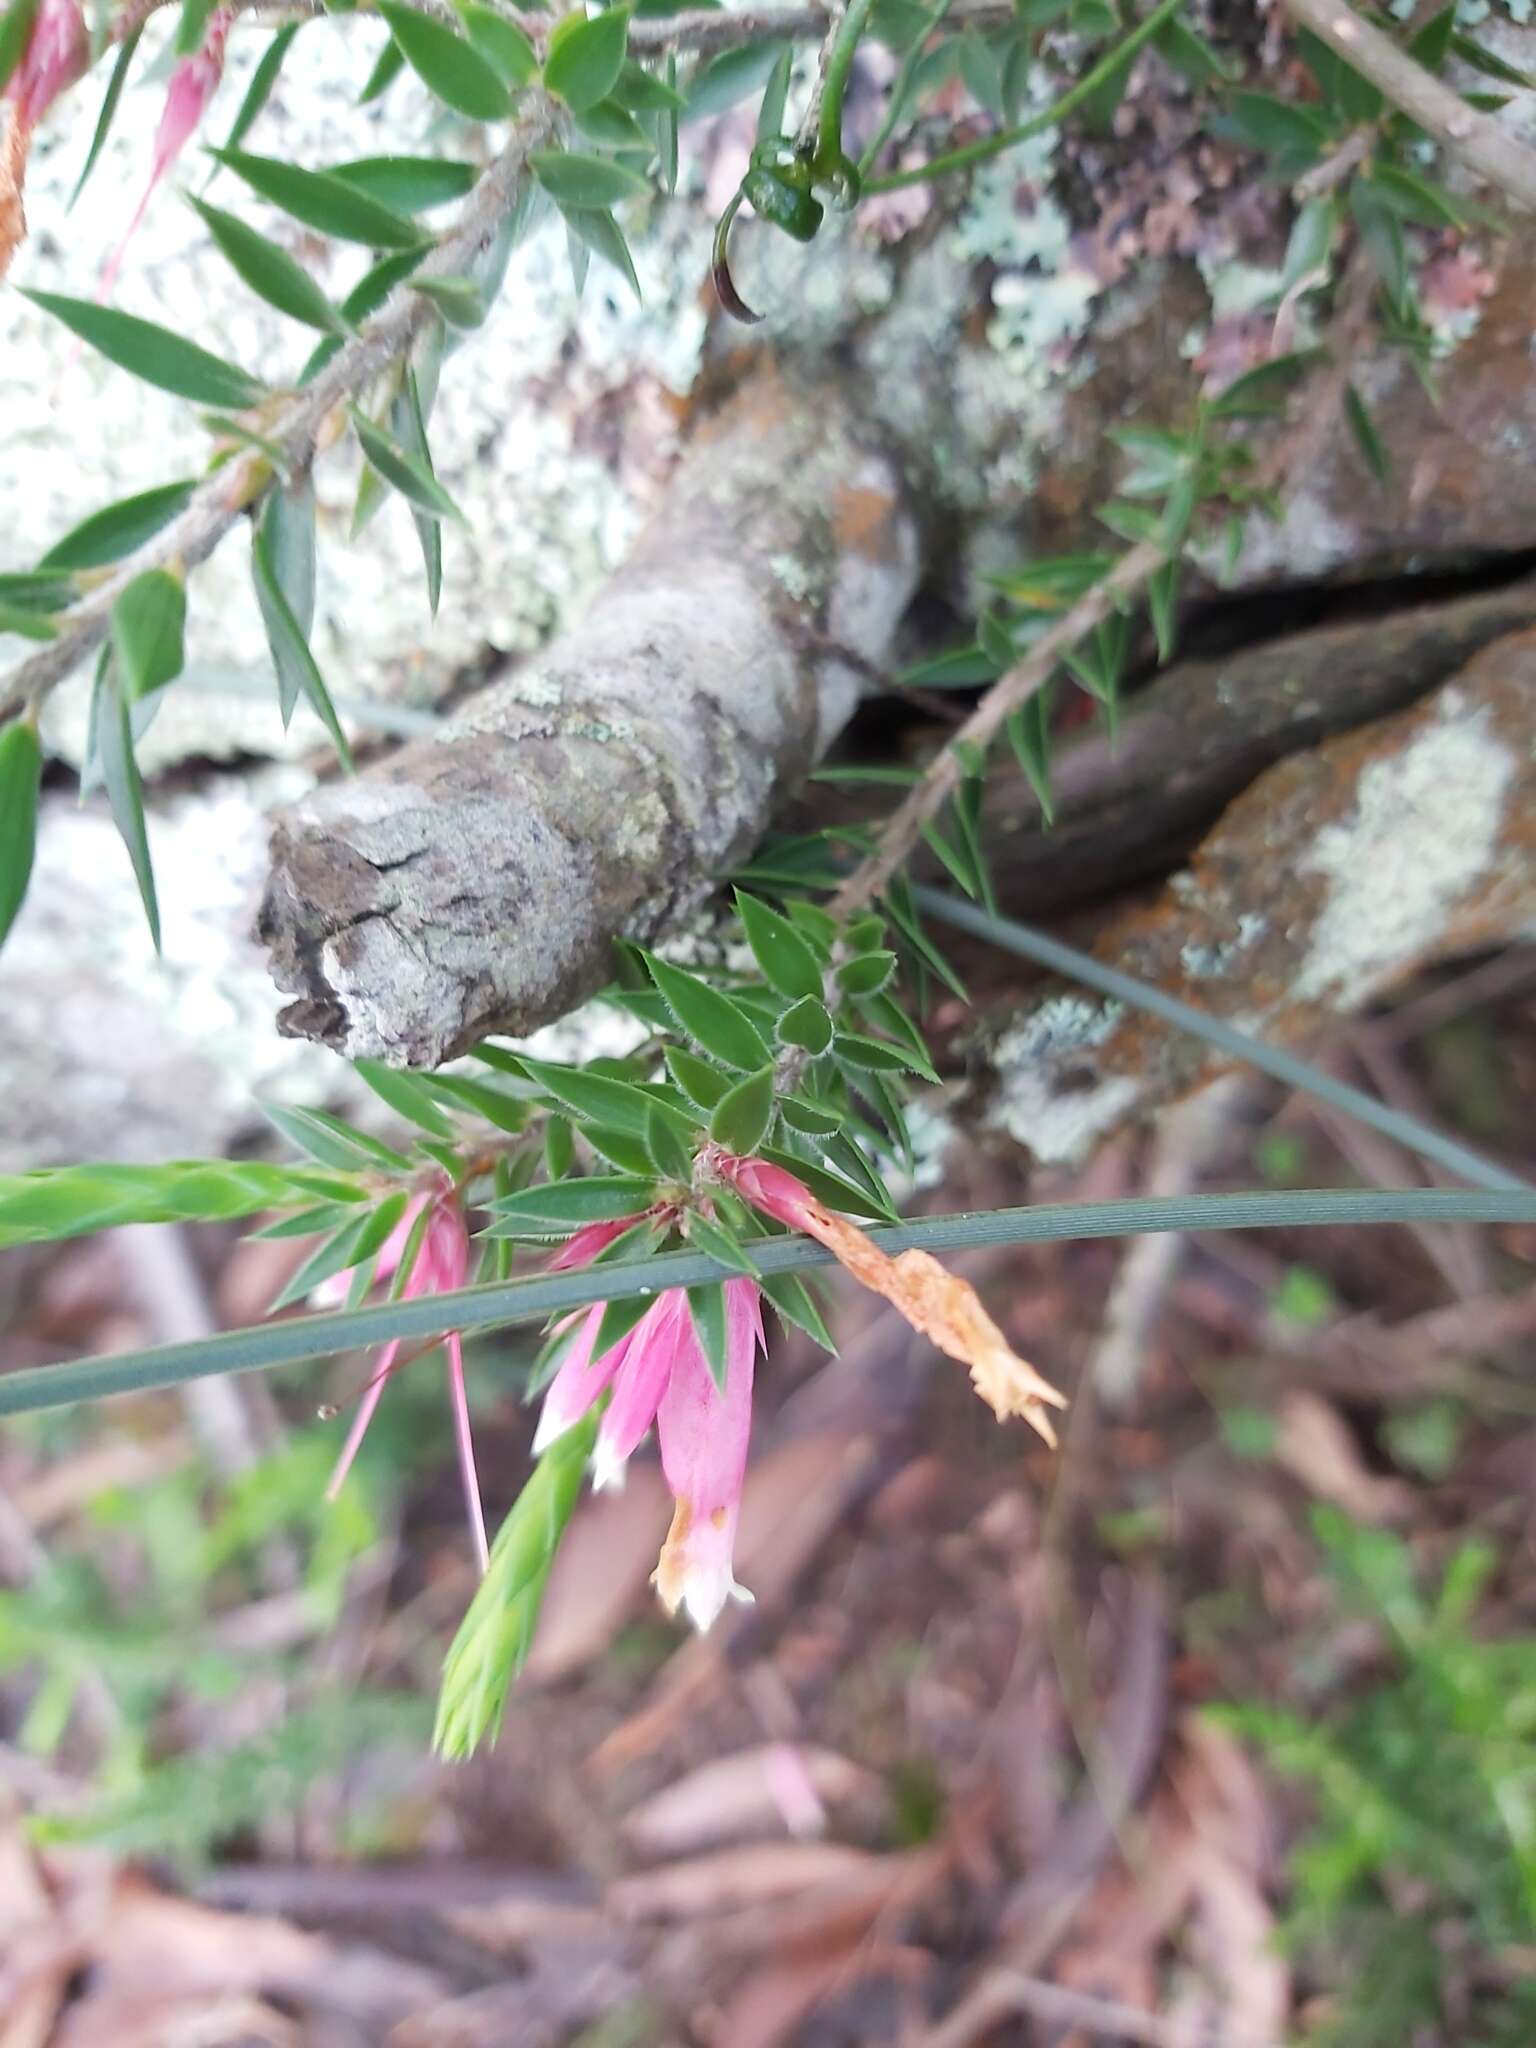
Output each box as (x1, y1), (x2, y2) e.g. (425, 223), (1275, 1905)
(99, 6), (232, 300)
(6, 0), (87, 132)
(324, 1182), (489, 1576)
(533, 1272), (763, 1632)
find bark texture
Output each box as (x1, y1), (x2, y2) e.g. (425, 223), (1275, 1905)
(259, 372), (918, 1066)
(978, 628), (1536, 1165)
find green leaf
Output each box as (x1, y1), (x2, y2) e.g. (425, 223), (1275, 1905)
(708, 1066), (775, 1155)
(530, 147), (648, 208)
(213, 22), (301, 167)
(686, 1211), (761, 1276)
(734, 888), (823, 1000)
(408, 273), (488, 326)
(1205, 347), (1325, 421)
(70, 26), (142, 209)
(1212, 90), (1331, 175)
(210, 147), (425, 248)
(1406, 3), (1454, 73)
(38, 480), (197, 573)
(0, 571), (73, 612)
(453, 0), (537, 84)
(377, 0), (510, 118)
(777, 994), (833, 1053)
(780, 1093), (842, 1137)
(583, 1124), (656, 1174)
(665, 1046), (732, 1110)
(268, 1191), (410, 1311)
(252, 520), (353, 766)
(0, 716), (41, 951)
(354, 1056), (456, 1137)
(835, 1029), (938, 1083)
(421, 1072), (529, 1134)
(257, 478), (316, 722)
(646, 1100), (695, 1182)
(835, 950), (897, 998)
(687, 1281), (730, 1392)
(562, 204), (641, 300)
(394, 364), (445, 616)
(755, 39), (792, 137)
(434, 1409), (597, 1758)
(543, 4), (630, 110)
(758, 1269), (834, 1350)
(352, 409), (466, 525)
(1450, 29), (1536, 90)
(20, 291), (265, 409)
(190, 195), (347, 333)
(0, 604), (56, 641)
(0, 0), (38, 97)
(328, 155), (479, 213)
(1294, 24), (1381, 121)
(110, 570), (185, 703)
(642, 951), (771, 1070)
(1366, 161), (1468, 231)
(1148, 557), (1179, 663)
(590, 1289), (654, 1359)
(298, 246), (428, 384)
(1343, 383), (1391, 485)
(358, 33), (404, 103)
(1153, 14), (1228, 84)
(0, 1157), (363, 1251)
(518, 1056), (657, 1137)
(1005, 695), (1053, 825)
(263, 1102), (411, 1172)
(95, 662), (160, 951)
(684, 38), (789, 120)
(1279, 193), (1338, 300)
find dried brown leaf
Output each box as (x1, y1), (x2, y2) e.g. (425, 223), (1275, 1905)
(622, 1745), (881, 1857)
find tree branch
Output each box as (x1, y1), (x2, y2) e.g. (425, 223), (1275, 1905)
(0, 106), (556, 726)
(1282, 0), (1536, 212)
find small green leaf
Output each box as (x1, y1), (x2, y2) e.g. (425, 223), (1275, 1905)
(252, 521), (353, 766)
(352, 409), (467, 525)
(686, 1211), (760, 1277)
(780, 1094), (842, 1137)
(1343, 383), (1391, 485)
(329, 155), (479, 213)
(394, 365), (445, 617)
(354, 1056), (456, 1136)
(0, 716), (41, 951)
(646, 1100), (694, 1182)
(258, 479), (317, 723)
(562, 204), (641, 300)
(0, 604), (56, 641)
(755, 39), (792, 137)
(1148, 557), (1179, 663)
(21, 291), (265, 409)
(684, 38), (789, 120)
(190, 195), (348, 334)
(299, 246), (428, 384)
(835, 1030), (938, 1083)
(96, 662), (160, 952)
(709, 1066), (775, 1155)
(38, 480), (198, 573)
(518, 1057), (657, 1138)
(1366, 161), (1468, 232)
(543, 4), (629, 111)
(735, 888), (823, 1000)
(174, 0), (218, 55)
(378, 0), (510, 118)
(1005, 695), (1053, 815)
(268, 1191), (409, 1311)
(110, 570), (186, 703)
(211, 147), (425, 248)
(1279, 193), (1338, 300)
(453, 0), (537, 83)
(835, 950), (897, 998)
(591, 1290), (654, 1359)
(758, 1269), (834, 1350)
(665, 1046), (732, 1110)
(70, 26), (142, 209)
(358, 33), (404, 102)
(530, 147), (647, 208)
(408, 272), (488, 326)
(1450, 29), (1536, 89)
(262, 1102), (410, 1172)
(687, 1281), (730, 1392)
(213, 22), (301, 167)
(777, 994), (833, 1053)
(642, 951), (771, 1070)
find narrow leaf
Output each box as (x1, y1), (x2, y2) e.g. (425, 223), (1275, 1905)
(328, 155), (479, 213)
(96, 663), (160, 951)
(214, 22), (301, 165)
(642, 951), (771, 1070)
(354, 1056), (455, 1137)
(1343, 382), (1391, 484)
(530, 147), (647, 208)
(110, 570), (186, 702)
(377, 0), (510, 119)
(39, 480), (197, 573)
(686, 1281), (730, 1392)
(21, 291), (265, 409)
(0, 716), (41, 951)
(252, 524), (353, 766)
(70, 26), (142, 209)
(190, 195), (348, 333)
(211, 146), (425, 248)
(734, 888), (823, 1000)
(542, 4), (629, 111)
(352, 409), (467, 525)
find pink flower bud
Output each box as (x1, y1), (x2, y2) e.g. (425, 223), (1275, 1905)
(99, 6), (233, 300)
(547, 1212), (649, 1272)
(6, 0), (87, 131)
(717, 1154), (817, 1232)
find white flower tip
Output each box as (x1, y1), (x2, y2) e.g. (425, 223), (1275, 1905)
(531, 1401), (570, 1459)
(590, 1443), (628, 1494)
(652, 1499), (749, 1631)
(681, 1573), (753, 1634)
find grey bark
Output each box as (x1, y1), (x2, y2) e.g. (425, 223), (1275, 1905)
(258, 374), (919, 1067)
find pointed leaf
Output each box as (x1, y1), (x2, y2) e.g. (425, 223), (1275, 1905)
(39, 480), (197, 573)
(686, 1281), (730, 1392)
(110, 570), (185, 702)
(758, 1269), (834, 1350)
(686, 1211), (761, 1277)
(329, 155), (479, 213)
(530, 148), (647, 208)
(377, 0), (510, 118)
(453, 0), (536, 84)
(352, 408), (467, 525)
(252, 523), (352, 765)
(211, 146), (425, 248)
(562, 204), (641, 300)
(664, 1046), (732, 1110)
(642, 951), (771, 1069)
(645, 1099), (694, 1182)
(70, 26), (142, 209)
(542, 5), (629, 111)
(1343, 383), (1391, 484)
(190, 195), (347, 333)
(393, 366), (444, 616)
(0, 716), (41, 951)
(777, 994), (833, 1053)
(0, 0), (37, 96)
(214, 22), (301, 165)
(358, 34), (404, 103)
(354, 1056), (456, 1137)
(21, 291), (265, 409)
(734, 888), (823, 1000)
(96, 664), (160, 951)
(708, 1066), (775, 1155)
